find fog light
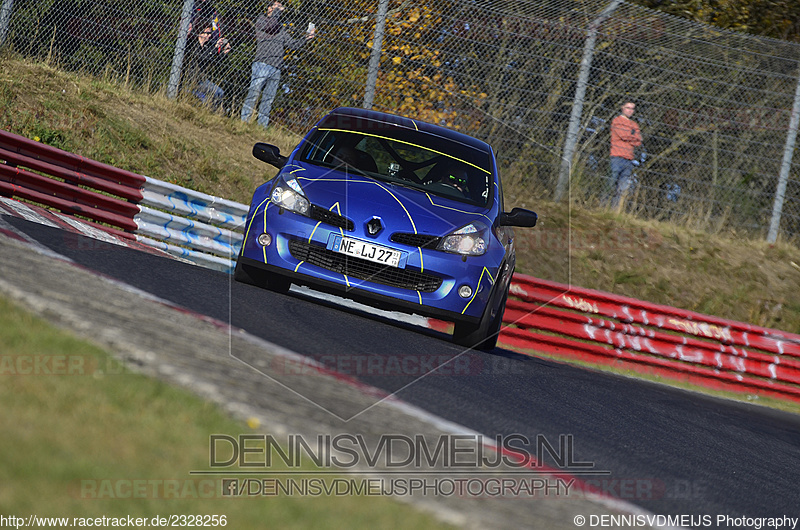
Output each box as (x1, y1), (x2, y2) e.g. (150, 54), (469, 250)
(458, 285), (473, 299)
(257, 233), (272, 247)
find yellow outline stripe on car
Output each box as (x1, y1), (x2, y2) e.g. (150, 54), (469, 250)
(307, 221), (322, 243)
(307, 201), (342, 242)
(297, 176), (418, 234)
(371, 181), (418, 234)
(424, 193), (492, 224)
(291, 176), (454, 304)
(243, 197), (273, 264)
(262, 203), (270, 263)
(243, 197), (270, 249)
(316, 128), (491, 175)
(461, 267), (495, 314)
(298, 203), (347, 274)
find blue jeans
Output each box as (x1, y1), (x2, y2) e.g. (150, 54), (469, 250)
(240, 62), (281, 129)
(610, 156), (634, 208)
(194, 79), (225, 108)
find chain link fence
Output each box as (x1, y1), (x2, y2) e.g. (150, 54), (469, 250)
(2, 0), (799, 241)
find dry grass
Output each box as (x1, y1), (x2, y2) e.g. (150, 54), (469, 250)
(513, 201), (800, 331)
(2, 56), (800, 333)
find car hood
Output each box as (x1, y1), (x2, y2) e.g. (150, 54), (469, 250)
(289, 165), (493, 236)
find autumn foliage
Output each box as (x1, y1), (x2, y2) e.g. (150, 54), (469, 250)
(364, 5), (486, 128)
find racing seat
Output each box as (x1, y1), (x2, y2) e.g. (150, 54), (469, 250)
(332, 146), (378, 174)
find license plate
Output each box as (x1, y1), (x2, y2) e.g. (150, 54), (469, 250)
(328, 236), (405, 268)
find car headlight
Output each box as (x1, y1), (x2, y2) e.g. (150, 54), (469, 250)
(271, 177), (310, 215)
(438, 221), (489, 256)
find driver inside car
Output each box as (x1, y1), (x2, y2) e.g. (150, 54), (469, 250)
(444, 163), (470, 198)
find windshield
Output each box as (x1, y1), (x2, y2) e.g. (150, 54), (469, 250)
(298, 127), (493, 208)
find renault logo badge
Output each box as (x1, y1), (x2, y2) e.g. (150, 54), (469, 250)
(366, 217), (383, 236)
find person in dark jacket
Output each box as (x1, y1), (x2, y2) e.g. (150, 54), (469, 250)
(189, 0), (222, 42)
(240, 1), (315, 129)
(185, 25), (231, 110)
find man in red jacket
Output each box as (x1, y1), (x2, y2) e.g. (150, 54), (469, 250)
(609, 101), (642, 209)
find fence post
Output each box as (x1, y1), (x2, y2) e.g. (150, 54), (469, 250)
(0, 0), (14, 47)
(555, 0), (622, 202)
(363, 0), (389, 110)
(166, 0), (195, 100)
(767, 70), (800, 243)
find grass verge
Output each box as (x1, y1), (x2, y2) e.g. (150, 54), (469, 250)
(0, 295), (450, 528)
(2, 57), (799, 334)
(2, 55), (800, 413)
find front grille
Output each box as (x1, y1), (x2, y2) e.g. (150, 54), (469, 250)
(288, 239), (442, 293)
(310, 205), (354, 231)
(390, 232), (441, 248)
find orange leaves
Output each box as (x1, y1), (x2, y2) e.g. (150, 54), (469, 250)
(314, 1), (482, 128)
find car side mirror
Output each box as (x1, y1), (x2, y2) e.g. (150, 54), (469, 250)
(253, 142), (288, 169)
(499, 207), (537, 227)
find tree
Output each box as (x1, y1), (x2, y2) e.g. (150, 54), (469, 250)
(633, 0), (800, 41)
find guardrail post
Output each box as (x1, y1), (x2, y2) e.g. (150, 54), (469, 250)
(166, 0), (195, 100)
(767, 69), (800, 243)
(362, 0), (389, 110)
(0, 0), (14, 47)
(555, 0), (622, 202)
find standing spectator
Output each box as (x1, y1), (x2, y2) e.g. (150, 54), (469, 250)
(185, 25), (232, 110)
(240, 1), (315, 129)
(609, 101), (643, 209)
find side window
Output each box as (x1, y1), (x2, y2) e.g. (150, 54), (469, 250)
(304, 131), (337, 163)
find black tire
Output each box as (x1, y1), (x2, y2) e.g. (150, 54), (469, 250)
(233, 259), (291, 294)
(452, 284), (508, 351)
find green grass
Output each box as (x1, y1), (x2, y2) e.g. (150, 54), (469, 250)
(0, 296), (451, 528)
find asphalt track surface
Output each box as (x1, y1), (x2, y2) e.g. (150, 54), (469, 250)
(6, 216), (799, 522)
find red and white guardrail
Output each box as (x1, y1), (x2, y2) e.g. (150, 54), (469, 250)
(2, 128), (800, 403)
(0, 129), (246, 272)
(497, 275), (800, 403)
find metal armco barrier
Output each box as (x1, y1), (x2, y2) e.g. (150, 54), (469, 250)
(3, 128), (800, 403)
(502, 275), (800, 403)
(0, 129), (245, 272)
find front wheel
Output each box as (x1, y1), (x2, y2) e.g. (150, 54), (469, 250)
(452, 285), (508, 351)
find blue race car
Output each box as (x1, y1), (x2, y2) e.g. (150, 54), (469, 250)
(235, 107), (537, 350)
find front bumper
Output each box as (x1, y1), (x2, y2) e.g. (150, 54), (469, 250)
(239, 200), (504, 324)
(236, 255), (480, 324)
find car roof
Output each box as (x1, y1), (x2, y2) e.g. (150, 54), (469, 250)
(321, 107), (493, 156)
